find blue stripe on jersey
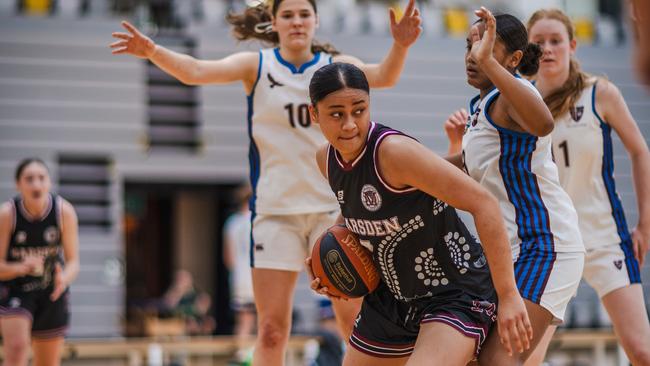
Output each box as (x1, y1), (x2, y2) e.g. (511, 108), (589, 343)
(248, 51), (263, 267)
(273, 48), (322, 74)
(592, 84), (631, 243)
(620, 239), (641, 283)
(514, 249), (557, 304)
(482, 92), (557, 303)
(592, 84), (639, 281)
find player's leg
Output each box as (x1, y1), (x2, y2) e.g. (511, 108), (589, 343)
(603, 285), (650, 365)
(250, 214), (305, 366)
(479, 300), (553, 365)
(1, 316), (32, 366)
(407, 321), (476, 366)
(342, 345), (409, 366)
(585, 242), (650, 365)
(251, 268), (299, 366)
(31, 337), (64, 366)
(522, 325), (556, 366)
(480, 251), (583, 365)
(330, 297), (363, 339)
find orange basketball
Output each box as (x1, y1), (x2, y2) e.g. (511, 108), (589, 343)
(311, 224), (380, 299)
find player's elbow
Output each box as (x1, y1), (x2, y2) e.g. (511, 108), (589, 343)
(529, 116), (554, 137)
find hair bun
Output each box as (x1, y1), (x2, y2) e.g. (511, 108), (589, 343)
(519, 43), (542, 76)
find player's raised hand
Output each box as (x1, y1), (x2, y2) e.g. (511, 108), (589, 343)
(304, 258), (345, 301)
(471, 7), (497, 65)
(110, 21), (156, 59)
(444, 108), (469, 154)
(496, 292), (533, 356)
(389, 0), (422, 49)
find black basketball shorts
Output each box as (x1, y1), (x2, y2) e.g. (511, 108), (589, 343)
(0, 285), (69, 339)
(349, 283), (497, 358)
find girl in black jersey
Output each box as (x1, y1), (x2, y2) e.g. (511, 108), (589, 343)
(305, 62), (531, 365)
(0, 158), (79, 366)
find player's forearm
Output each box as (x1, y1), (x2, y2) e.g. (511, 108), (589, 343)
(482, 59), (554, 136)
(472, 198), (518, 297)
(0, 262), (29, 280)
(372, 43), (409, 88)
(631, 149), (650, 229)
(149, 45), (202, 85)
(61, 259), (80, 285)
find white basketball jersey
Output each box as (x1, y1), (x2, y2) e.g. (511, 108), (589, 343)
(551, 80), (630, 249)
(248, 48), (338, 215)
(462, 78), (584, 254)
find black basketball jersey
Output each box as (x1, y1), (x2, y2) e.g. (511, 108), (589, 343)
(327, 122), (495, 302)
(6, 193), (63, 292)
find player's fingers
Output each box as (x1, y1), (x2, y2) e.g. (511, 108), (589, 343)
(524, 314), (534, 341)
(509, 321), (524, 353)
(413, 8), (421, 24)
(309, 277), (321, 290)
(121, 20), (142, 36)
(50, 286), (63, 301)
(516, 318), (531, 350)
(404, 0), (416, 17)
(112, 32), (132, 40)
(111, 47), (128, 55)
(110, 40), (128, 49)
(389, 8), (397, 27)
(633, 238), (641, 264)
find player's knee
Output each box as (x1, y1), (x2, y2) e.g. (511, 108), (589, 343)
(258, 320), (288, 349)
(4, 336), (30, 360)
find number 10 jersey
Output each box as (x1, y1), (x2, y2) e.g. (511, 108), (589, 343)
(248, 48), (338, 215)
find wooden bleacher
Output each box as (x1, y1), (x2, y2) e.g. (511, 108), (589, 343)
(550, 329), (628, 366)
(0, 335), (318, 366)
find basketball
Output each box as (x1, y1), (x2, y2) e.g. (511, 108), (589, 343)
(310, 225), (380, 299)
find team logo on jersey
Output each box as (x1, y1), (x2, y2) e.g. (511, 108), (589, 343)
(15, 231), (27, 244)
(471, 108), (481, 127)
(337, 190), (345, 204)
(570, 106), (584, 122)
(473, 253), (487, 268)
(267, 73), (284, 88)
(255, 243), (264, 252)
(43, 226), (59, 245)
(9, 297), (21, 308)
(614, 260), (623, 270)
(360, 185), (382, 211)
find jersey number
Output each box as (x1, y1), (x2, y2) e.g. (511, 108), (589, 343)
(558, 140), (570, 167)
(284, 103), (311, 128)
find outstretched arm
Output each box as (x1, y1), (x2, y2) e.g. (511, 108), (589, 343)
(378, 135), (532, 355)
(333, 0), (421, 88)
(472, 8), (554, 136)
(111, 21), (258, 89)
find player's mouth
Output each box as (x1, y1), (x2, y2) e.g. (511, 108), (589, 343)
(466, 67), (478, 78)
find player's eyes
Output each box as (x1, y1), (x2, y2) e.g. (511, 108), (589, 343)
(354, 108), (365, 115)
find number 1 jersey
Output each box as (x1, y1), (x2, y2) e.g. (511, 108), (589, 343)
(248, 48), (338, 215)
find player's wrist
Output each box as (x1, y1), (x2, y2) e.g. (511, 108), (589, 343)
(147, 44), (159, 59)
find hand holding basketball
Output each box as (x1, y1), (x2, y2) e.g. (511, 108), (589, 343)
(309, 225), (380, 300)
(110, 21), (157, 59)
(305, 257), (345, 300)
